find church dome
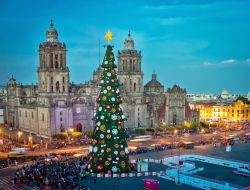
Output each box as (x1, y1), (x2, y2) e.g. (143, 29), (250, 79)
(145, 73), (164, 93)
(8, 76), (17, 86)
(46, 20), (59, 43)
(221, 89), (229, 99)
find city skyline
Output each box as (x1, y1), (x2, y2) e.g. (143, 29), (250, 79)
(0, 0), (250, 94)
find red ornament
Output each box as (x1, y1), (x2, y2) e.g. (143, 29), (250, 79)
(117, 121), (121, 125)
(110, 79), (114, 83)
(99, 157), (103, 161)
(97, 165), (104, 172)
(106, 105), (110, 109)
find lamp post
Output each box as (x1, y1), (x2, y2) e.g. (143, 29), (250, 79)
(174, 129), (181, 185)
(17, 131), (23, 144)
(28, 133), (33, 145)
(200, 128), (205, 145)
(68, 127), (74, 141)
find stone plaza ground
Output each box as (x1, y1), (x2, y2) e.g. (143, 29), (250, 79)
(0, 143), (249, 190)
(77, 143), (250, 190)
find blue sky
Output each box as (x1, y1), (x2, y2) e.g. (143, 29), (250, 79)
(0, 0), (250, 94)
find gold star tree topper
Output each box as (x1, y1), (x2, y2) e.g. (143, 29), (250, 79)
(105, 30), (113, 43)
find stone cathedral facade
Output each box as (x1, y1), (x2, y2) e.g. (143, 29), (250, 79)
(5, 22), (198, 137)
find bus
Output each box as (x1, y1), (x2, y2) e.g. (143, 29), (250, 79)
(9, 148), (27, 155)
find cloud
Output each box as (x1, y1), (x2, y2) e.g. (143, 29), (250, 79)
(203, 61), (213, 66)
(221, 59), (236, 64)
(246, 59), (250, 64)
(203, 58), (250, 67)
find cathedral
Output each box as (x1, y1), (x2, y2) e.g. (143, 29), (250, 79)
(5, 22), (198, 137)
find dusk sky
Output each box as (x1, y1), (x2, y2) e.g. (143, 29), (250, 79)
(0, 0), (250, 94)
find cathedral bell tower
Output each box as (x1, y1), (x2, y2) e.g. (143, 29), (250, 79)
(117, 31), (143, 95)
(37, 21), (69, 96)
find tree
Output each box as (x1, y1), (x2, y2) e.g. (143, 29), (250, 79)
(89, 44), (131, 173)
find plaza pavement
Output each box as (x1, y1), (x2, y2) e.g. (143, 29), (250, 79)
(0, 143), (249, 189)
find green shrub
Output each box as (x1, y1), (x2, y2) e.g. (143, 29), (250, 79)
(135, 128), (146, 135)
(52, 132), (68, 140)
(157, 127), (164, 132)
(146, 128), (156, 133)
(72, 132), (82, 139)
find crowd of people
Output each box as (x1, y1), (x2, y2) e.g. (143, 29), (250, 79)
(13, 154), (90, 190)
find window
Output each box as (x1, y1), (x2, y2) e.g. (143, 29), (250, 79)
(60, 112), (63, 115)
(56, 81), (60, 92)
(63, 86), (65, 92)
(25, 111), (27, 118)
(19, 111), (21, 116)
(63, 77), (65, 83)
(134, 83), (136, 92)
(60, 54), (63, 67)
(51, 77), (53, 84)
(50, 53), (53, 68)
(31, 112), (34, 119)
(60, 118), (63, 121)
(51, 86), (53, 92)
(42, 113), (44, 121)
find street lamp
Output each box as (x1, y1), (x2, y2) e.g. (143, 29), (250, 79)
(200, 128), (205, 145)
(17, 131), (23, 143)
(0, 128), (2, 137)
(174, 129), (181, 185)
(28, 133), (33, 145)
(68, 127), (74, 141)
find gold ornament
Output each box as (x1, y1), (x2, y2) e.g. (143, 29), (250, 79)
(102, 96), (107, 101)
(112, 108), (116, 113)
(106, 148), (111, 152)
(105, 30), (113, 43)
(100, 125), (106, 131)
(107, 134), (111, 139)
(121, 161), (126, 168)
(120, 151), (125, 156)
(118, 125), (122, 129)
(114, 144), (119, 148)
(105, 161), (110, 166)
(117, 116), (121, 120)
(100, 140), (105, 144)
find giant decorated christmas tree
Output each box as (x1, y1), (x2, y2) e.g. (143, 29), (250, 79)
(89, 31), (131, 173)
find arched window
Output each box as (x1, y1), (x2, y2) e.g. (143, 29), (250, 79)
(134, 83), (136, 92)
(50, 53), (53, 68)
(56, 81), (60, 92)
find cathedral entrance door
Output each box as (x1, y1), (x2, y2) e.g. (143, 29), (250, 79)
(76, 123), (82, 132)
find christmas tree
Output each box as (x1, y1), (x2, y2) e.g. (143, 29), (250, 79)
(89, 31), (131, 173)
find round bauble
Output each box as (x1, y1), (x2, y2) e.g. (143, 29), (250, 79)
(97, 165), (104, 172)
(100, 134), (104, 139)
(93, 146), (98, 153)
(125, 147), (129, 154)
(120, 150), (125, 156)
(111, 115), (117, 121)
